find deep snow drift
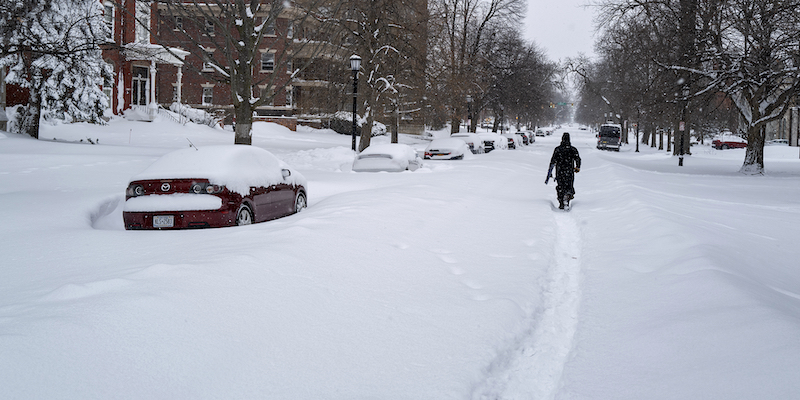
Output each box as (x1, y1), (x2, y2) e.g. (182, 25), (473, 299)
(1, 117), (799, 399)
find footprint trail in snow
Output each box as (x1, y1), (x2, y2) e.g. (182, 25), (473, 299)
(473, 212), (582, 400)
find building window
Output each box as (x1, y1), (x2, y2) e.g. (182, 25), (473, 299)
(264, 20), (276, 36)
(135, 0), (150, 43)
(286, 57), (293, 74)
(200, 47), (215, 72)
(174, 16), (183, 31)
(261, 53), (275, 72)
(204, 18), (215, 35)
(172, 86), (179, 102)
(103, 2), (114, 41)
(287, 21), (294, 39)
(285, 86), (293, 107)
(202, 87), (213, 105)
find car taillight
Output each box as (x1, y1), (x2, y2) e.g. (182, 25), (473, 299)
(206, 184), (224, 194)
(425, 152), (432, 157)
(127, 184), (145, 197)
(191, 182), (224, 194)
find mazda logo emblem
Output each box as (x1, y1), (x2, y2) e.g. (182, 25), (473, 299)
(161, 183), (171, 192)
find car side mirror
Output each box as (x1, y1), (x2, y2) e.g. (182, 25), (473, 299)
(281, 169), (291, 179)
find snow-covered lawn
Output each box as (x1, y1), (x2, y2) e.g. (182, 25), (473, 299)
(1, 118), (799, 399)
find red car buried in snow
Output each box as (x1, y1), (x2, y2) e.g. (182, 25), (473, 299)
(712, 137), (748, 150)
(123, 145), (307, 230)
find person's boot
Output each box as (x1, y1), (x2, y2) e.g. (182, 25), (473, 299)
(558, 199), (565, 209)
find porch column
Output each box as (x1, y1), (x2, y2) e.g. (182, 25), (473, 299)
(176, 65), (183, 104)
(149, 60), (157, 115)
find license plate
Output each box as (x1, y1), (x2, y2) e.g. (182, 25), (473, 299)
(153, 215), (174, 228)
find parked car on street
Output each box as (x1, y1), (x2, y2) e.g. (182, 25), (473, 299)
(123, 145), (307, 230)
(712, 136), (747, 149)
(478, 133), (509, 152)
(535, 129), (546, 137)
(767, 139), (789, 146)
(450, 132), (485, 154)
(597, 123), (622, 151)
(517, 131), (533, 145)
(424, 138), (471, 160)
(502, 133), (522, 149)
(353, 143), (423, 172)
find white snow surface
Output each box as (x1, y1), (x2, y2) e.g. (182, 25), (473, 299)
(1, 118), (800, 399)
(123, 193), (223, 212)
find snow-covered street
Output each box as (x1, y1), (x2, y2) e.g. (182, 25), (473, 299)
(2, 120), (799, 399)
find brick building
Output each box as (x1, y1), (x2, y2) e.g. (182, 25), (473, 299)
(101, 0), (302, 123)
(3, 1), (427, 134)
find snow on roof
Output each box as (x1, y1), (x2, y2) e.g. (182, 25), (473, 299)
(131, 145), (306, 195)
(427, 138), (469, 149)
(359, 143), (417, 160)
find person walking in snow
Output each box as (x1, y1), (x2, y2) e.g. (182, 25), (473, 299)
(546, 132), (581, 209)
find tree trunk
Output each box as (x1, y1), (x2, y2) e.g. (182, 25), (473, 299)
(450, 105), (461, 134)
(741, 124), (765, 174)
(667, 128), (672, 152)
(359, 107), (373, 152)
(658, 129), (663, 149)
(234, 104), (253, 145)
(391, 95), (399, 143)
(19, 101), (42, 139)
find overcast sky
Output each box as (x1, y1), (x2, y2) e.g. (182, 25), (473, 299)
(523, 0), (598, 62)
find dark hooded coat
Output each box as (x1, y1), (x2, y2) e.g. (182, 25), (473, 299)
(549, 133), (581, 199)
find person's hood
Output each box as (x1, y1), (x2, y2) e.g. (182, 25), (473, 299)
(561, 132), (571, 145)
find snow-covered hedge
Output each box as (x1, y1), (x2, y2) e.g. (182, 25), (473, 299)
(326, 112), (387, 137)
(170, 103), (223, 127)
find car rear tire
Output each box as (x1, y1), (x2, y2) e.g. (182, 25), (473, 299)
(236, 204), (254, 226)
(722, 144), (729, 149)
(294, 192), (307, 213)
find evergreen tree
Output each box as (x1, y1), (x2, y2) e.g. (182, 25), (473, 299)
(0, 0), (110, 138)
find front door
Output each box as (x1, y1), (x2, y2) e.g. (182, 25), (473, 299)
(131, 66), (149, 106)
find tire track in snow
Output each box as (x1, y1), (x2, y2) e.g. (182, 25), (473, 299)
(473, 212), (582, 400)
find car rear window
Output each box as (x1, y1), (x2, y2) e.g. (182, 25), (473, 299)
(599, 126), (620, 137)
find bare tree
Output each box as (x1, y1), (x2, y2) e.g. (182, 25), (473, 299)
(338, 0), (426, 151)
(597, 0), (800, 173)
(428, 0), (525, 134)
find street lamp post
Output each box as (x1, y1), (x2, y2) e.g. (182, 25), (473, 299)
(500, 106), (504, 135)
(350, 54), (361, 152)
(466, 95), (473, 133)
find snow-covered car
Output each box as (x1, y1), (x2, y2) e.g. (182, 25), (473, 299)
(450, 133), (485, 154)
(352, 143), (423, 172)
(767, 139), (789, 146)
(478, 133), (509, 152)
(123, 145), (307, 230)
(424, 138), (471, 160)
(518, 131), (534, 144)
(535, 129), (546, 137)
(501, 133), (522, 149)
